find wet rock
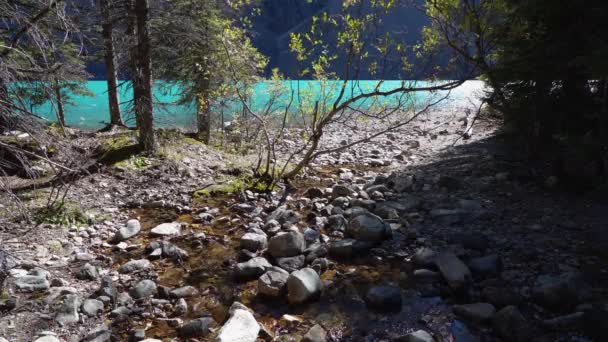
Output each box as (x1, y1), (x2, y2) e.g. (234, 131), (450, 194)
(435, 251), (471, 291)
(116, 292), (133, 306)
(81, 299), (104, 316)
(438, 175), (461, 190)
(258, 270), (289, 297)
(287, 268), (323, 304)
(532, 272), (592, 311)
(453, 303), (496, 324)
(304, 228), (320, 243)
(468, 255), (502, 278)
(50, 278), (69, 287)
(481, 286), (521, 308)
(150, 222), (181, 236)
(327, 215), (347, 232)
(146, 241), (188, 261)
(365, 284), (402, 312)
(170, 286), (199, 298)
(0, 297), (17, 311)
(305, 187), (324, 199)
(329, 239), (373, 258)
(429, 209), (470, 225)
(268, 231), (306, 258)
(311, 258), (330, 274)
(396, 330), (434, 342)
(374, 204), (399, 220)
(233, 203), (256, 214)
(412, 247), (436, 267)
(175, 298), (188, 316)
(96, 277), (117, 305)
(302, 324), (327, 342)
(450, 232), (489, 251)
(234, 257), (272, 279)
(350, 199), (376, 210)
(14, 275), (50, 291)
(76, 263), (98, 280)
(413, 269), (441, 282)
(582, 307), (608, 340)
(112, 219), (141, 242)
(541, 312), (584, 330)
(450, 320), (480, 342)
(82, 324), (112, 342)
(347, 213), (392, 242)
(332, 184), (353, 198)
(276, 255), (306, 272)
(179, 317), (216, 338)
(492, 306), (533, 342)
(268, 206), (301, 225)
(130, 279), (157, 299)
(389, 174), (414, 192)
(55, 294), (80, 325)
(216, 302), (260, 342)
(119, 259), (152, 274)
(240, 232), (268, 252)
(365, 184), (390, 194)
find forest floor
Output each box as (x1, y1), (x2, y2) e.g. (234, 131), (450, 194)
(1, 107), (608, 342)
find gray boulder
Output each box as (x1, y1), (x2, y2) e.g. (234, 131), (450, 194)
(179, 317), (217, 338)
(268, 231), (305, 258)
(81, 299), (104, 316)
(276, 255), (305, 272)
(268, 206), (301, 225)
(258, 270), (289, 297)
(234, 257), (272, 279)
(435, 251), (471, 291)
(532, 272), (592, 311)
(14, 275), (50, 292)
(240, 232), (268, 252)
(453, 303), (496, 324)
(130, 279), (157, 299)
(329, 239), (373, 259)
(365, 284), (402, 311)
(347, 213), (392, 242)
(112, 219), (141, 242)
(76, 263), (98, 280)
(287, 268), (322, 304)
(56, 294), (80, 325)
(119, 259), (152, 274)
(302, 324), (327, 342)
(468, 255), (502, 278)
(492, 305), (533, 342)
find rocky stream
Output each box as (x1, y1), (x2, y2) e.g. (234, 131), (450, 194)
(1, 109), (607, 342)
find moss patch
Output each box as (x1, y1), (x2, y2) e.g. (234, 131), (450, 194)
(98, 133), (141, 166)
(33, 202), (91, 226)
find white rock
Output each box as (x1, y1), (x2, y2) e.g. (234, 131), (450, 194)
(216, 302), (260, 342)
(150, 222), (181, 236)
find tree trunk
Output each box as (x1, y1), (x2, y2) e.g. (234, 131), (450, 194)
(100, 0), (123, 127)
(196, 83), (211, 144)
(133, 0), (156, 152)
(53, 80), (66, 129)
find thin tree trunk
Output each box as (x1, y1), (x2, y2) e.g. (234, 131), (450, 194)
(196, 86), (211, 144)
(53, 80), (66, 129)
(133, 0), (156, 152)
(100, 0), (123, 127)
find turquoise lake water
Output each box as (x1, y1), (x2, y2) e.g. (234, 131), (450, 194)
(25, 80), (484, 130)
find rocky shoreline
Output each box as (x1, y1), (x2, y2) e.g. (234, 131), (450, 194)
(1, 109), (607, 341)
